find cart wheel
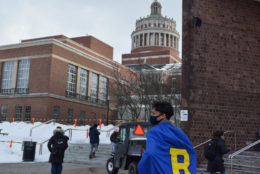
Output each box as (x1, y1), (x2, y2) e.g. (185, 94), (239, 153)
(128, 161), (138, 174)
(106, 157), (119, 174)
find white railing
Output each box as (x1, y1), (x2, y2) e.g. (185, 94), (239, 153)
(30, 119), (56, 136)
(228, 139), (260, 174)
(38, 127), (114, 155)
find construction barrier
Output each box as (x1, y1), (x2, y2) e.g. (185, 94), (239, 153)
(1, 117), (144, 126)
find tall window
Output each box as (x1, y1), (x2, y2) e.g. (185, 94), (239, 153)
(79, 111), (85, 125)
(15, 106), (22, 121)
(67, 109), (73, 124)
(79, 69), (88, 99)
(53, 106), (60, 120)
(1, 61), (14, 94)
(1, 106), (7, 121)
(16, 60), (30, 93)
(99, 76), (108, 101)
(90, 73), (98, 102)
(24, 106), (31, 121)
(66, 64), (77, 97)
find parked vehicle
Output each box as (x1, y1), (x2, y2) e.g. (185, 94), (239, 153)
(106, 122), (151, 174)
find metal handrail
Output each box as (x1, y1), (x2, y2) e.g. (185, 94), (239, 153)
(30, 119), (56, 136)
(228, 139), (260, 174)
(39, 128), (71, 155)
(194, 131), (236, 150)
(194, 139), (211, 149)
(38, 127), (114, 155)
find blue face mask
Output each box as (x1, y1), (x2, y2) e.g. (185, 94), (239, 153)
(149, 115), (161, 125)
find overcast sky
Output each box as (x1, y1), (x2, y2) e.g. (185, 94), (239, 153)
(0, 0), (182, 63)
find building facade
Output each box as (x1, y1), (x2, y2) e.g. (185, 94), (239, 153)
(122, 0), (181, 66)
(0, 35), (127, 124)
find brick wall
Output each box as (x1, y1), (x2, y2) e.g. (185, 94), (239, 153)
(71, 36), (113, 59)
(182, 0), (260, 157)
(29, 58), (51, 93)
(49, 58), (68, 96)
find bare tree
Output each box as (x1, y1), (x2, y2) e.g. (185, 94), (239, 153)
(110, 66), (181, 126)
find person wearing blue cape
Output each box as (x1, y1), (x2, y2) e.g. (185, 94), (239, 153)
(138, 101), (196, 174)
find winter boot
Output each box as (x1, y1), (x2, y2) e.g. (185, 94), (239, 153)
(93, 152), (95, 158)
(89, 153), (93, 159)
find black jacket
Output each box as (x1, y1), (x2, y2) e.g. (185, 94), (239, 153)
(48, 128), (69, 164)
(110, 132), (119, 143)
(89, 126), (100, 145)
(207, 137), (230, 172)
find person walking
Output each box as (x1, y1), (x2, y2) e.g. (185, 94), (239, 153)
(89, 123), (100, 159)
(110, 127), (119, 154)
(48, 126), (69, 174)
(138, 101), (196, 174)
(207, 130), (230, 174)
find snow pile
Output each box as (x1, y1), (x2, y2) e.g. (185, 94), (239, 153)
(0, 121), (114, 163)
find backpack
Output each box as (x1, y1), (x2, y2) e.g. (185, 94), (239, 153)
(204, 139), (217, 160)
(52, 137), (66, 155)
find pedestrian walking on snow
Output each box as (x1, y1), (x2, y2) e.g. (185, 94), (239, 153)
(89, 123), (100, 159)
(48, 126), (69, 174)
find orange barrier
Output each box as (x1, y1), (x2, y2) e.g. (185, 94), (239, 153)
(74, 119), (77, 128)
(10, 140), (13, 148)
(99, 119), (102, 129)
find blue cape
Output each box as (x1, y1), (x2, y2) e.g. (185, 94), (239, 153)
(138, 122), (196, 174)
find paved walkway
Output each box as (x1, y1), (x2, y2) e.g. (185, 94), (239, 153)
(0, 162), (128, 174)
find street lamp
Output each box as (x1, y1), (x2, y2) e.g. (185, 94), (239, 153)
(106, 96), (110, 125)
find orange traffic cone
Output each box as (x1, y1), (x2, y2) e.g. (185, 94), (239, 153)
(74, 119), (77, 128)
(10, 140), (13, 148)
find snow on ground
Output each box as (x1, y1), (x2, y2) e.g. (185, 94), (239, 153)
(0, 121), (114, 163)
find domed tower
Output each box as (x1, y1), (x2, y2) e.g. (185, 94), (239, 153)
(122, 0), (181, 67)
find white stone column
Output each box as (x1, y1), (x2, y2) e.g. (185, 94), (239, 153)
(171, 35), (174, 48)
(153, 32), (155, 45)
(168, 34), (171, 47)
(163, 33), (166, 47)
(76, 67), (81, 94)
(139, 34), (142, 47)
(142, 33), (145, 46)
(12, 61), (18, 89)
(88, 72), (92, 97)
(158, 33), (161, 46)
(174, 37), (176, 48)
(147, 32), (150, 46)
(98, 75), (102, 100)
(177, 38), (179, 50)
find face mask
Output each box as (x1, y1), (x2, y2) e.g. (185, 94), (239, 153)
(149, 115), (161, 125)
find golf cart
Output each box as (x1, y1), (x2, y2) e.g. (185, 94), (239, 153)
(106, 122), (152, 174)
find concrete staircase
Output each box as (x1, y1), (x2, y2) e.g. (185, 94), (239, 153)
(197, 151), (260, 174)
(64, 143), (112, 166)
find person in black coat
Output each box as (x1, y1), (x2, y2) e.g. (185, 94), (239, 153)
(207, 130), (230, 174)
(89, 123), (100, 159)
(48, 126), (69, 174)
(110, 127), (119, 153)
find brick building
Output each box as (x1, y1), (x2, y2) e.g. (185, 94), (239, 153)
(0, 35), (128, 124)
(122, 0), (181, 66)
(182, 0), (260, 157)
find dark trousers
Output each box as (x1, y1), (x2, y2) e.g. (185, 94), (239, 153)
(51, 163), (62, 174)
